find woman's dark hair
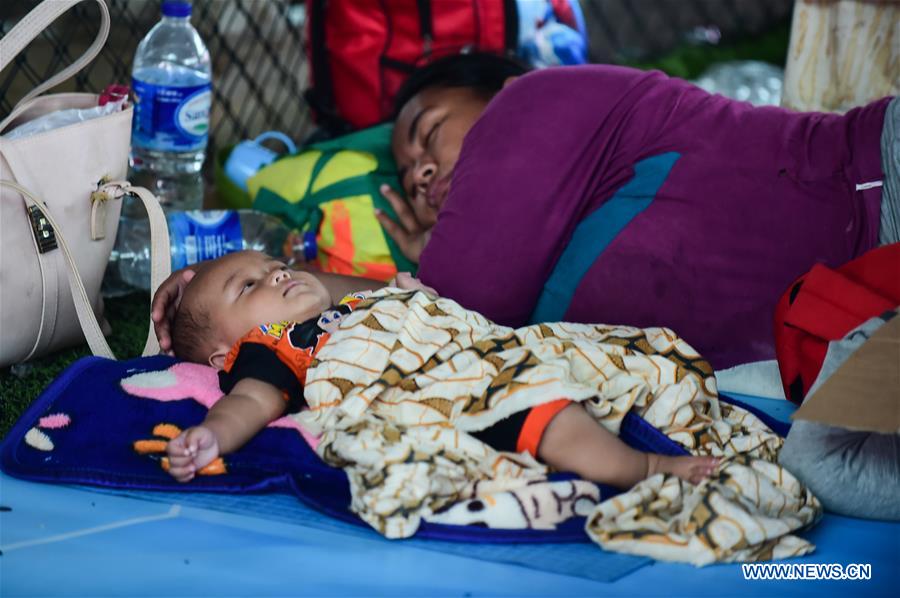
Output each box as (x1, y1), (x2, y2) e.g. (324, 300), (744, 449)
(393, 52), (530, 118)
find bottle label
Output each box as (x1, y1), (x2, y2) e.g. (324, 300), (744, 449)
(169, 211), (242, 269)
(132, 78), (211, 152)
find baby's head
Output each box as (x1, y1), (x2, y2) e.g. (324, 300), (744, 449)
(171, 250), (331, 368)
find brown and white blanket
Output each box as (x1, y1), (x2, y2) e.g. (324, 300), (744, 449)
(296, 290), (821, 565)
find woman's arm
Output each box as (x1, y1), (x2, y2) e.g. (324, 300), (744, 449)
(314, 272), (386, 304)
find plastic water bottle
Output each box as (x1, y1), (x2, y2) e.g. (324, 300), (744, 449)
(130, 1), (212, 210)
(104, 209), (318, 294)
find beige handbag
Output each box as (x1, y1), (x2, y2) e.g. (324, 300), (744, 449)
(0, 0), (171, 367)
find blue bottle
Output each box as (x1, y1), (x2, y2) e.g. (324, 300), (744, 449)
(105, 210), (318, 294)
(130, 0), (211, 210)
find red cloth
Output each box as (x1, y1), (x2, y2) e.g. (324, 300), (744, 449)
(774, 243), (900, 404)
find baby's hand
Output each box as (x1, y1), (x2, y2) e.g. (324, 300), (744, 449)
(166, 426), (220, 483)
(390, 272), (437, 296)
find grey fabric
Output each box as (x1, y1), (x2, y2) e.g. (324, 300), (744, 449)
(779, 420), (900, 521)
(880, 96), (900, 245)
(778, 310), (900, 521)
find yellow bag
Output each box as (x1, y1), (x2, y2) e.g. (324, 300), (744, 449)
(248, 124), (415, 281)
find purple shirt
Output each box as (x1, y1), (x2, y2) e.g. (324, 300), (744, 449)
(417, 66), (888, 368)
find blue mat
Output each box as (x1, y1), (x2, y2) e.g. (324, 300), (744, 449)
(4, 355), (899, 595)
(2, 354), (675, 584)
(74, 484), (648, 584)
(3, 470), (898, 596)
(0, 472), (613, 596)
(32, 390), (787, 585)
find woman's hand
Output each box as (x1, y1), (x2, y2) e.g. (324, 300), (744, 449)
(374, 184), (434, 264)
(389, 272), (437, 296)
(150, 268), (197, 354)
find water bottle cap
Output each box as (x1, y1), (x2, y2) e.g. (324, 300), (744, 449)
(162, 1), (192, 17)
(303, 231), (318, 262)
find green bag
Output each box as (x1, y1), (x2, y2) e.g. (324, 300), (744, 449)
(248, 123), (415, 280)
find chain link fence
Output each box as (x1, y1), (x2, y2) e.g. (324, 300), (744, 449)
(1, 0), (792, 178)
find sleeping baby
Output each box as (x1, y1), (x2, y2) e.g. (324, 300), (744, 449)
(165, 250), (717, 490)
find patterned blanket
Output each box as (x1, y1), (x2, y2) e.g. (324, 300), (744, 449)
(298, 289), (822, 565)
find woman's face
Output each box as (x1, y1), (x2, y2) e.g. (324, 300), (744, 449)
(391, 86), (491, 217)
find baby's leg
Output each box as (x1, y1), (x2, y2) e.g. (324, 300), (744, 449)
(537, 403), (717, 488)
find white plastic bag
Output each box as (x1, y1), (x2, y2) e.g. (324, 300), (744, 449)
(3, 97), (126, 140)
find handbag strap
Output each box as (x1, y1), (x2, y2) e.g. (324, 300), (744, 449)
(0, 179), (171, 359)
(0, 0), (111, 132)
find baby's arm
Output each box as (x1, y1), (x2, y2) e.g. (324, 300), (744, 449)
(166, 378), (286, 482)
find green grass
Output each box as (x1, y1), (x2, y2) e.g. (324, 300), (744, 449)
(0, 292), (151, 438)
(0, 23), (792, 439)
(623, 22), (791, 79)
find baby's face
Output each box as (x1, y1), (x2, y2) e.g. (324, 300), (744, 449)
(193, 251), (331, 349)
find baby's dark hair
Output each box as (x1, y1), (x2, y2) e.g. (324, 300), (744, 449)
(171, 299), (213, 365)
(392, 52), (529, 118)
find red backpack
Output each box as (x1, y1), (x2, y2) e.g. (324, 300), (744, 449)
(304, 0), (518, 134)
(773, 243), (900, 404)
